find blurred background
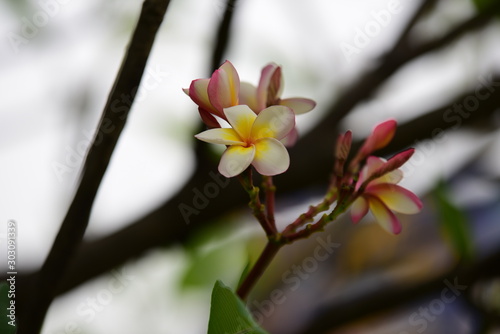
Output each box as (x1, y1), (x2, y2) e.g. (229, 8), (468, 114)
(1, 0), (500, 333)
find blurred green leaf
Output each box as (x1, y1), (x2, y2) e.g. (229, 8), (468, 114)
(182, 244), (241, 289)
(237, 256), (253, 289)
(433, 180), (474, 261)
(472, 0), (500, 15)
(0, 283), (17, 334)
(180, 220), (250, 289)
(208, 280), (269, 334)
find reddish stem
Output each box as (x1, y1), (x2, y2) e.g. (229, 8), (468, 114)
(263, 176), (276, 229)
(237, 169), (276, 236)
(237, 241), (282, 301)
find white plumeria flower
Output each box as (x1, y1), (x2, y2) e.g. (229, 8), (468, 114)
(195, 105), (295, 177)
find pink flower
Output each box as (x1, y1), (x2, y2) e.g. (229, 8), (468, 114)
(351, 152), (423, 234)
(195, 105), (295, 177)
(184, 60), (240, 128)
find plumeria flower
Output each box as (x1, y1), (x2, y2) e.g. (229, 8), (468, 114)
(195, 105), (295, 177)
(184, 60), (240, 128)
(351, 152), (423, 235)
(240, 62), (316, 115)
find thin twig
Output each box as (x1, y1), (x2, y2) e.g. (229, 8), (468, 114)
(18, 1), (171, 333)
(282, 184), (338, 235)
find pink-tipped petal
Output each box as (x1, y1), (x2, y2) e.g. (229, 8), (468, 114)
(198, 108), (221, 128)
(266, 66), (283, 106)
(239, 82), (259, 112)
(182, 88), (189, 95)
(195, 128), (244, 145)
(360, 119), (397, 155)
(335, 130), (352, 162)
(334, 130), (352, 176)
(368, 195), (402, 234)
(280, 98), (316, 115)
(252, 138), (290, 176)
(374, 149), (415, 178)
(208, 60), (240, 112)
(189, 79), (221, 117)
(351, 196), (369, 223)
(251, 105), (295, 140)
(257, 63), (280, 110)
(223, 105), (257, 141)
(368, 184), (423, 214)
(219, 145), (255, 178)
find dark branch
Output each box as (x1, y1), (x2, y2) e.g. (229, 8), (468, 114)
(211, 0), (239, 72)
(388, 0), (438, 55)
(17, 1), (171, 333)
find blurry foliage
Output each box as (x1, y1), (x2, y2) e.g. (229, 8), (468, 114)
(433, 179), (474, 262)
(180, 220), (265, 290)
(0, 283), (16, 334)
(473, 0), (500, 15)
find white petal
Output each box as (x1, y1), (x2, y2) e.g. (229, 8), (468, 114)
(195, 128), (244, 145)
(219, 145), (255, 177)
(368, 184), (422, 214)
(368, 195), (402, 235)
(252, 138), (290, 176)
(280, 98), (316, 115)
(251, 105), (295, 140)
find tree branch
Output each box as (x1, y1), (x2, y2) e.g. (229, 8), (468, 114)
(17, 1), (171, 333)
(211, 0), (239, 72)
(389, 0), (438, 55)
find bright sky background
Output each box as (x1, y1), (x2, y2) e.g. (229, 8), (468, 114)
(1, 0), (500, 333)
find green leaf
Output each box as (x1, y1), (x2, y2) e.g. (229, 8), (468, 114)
(0, 283), (17, 334)
(208, 280), (269, 334)
(433, 180), (474, 261)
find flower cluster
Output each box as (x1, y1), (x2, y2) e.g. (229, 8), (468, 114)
(184, 61), (422, 235)
(334, 120), (423, 234)
(184, 61), (316, 177)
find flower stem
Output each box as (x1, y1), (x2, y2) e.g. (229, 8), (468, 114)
(282, 182), (338, 235)
(262, 176), (276, 228)
(282, 193), (353, 242)
(238, 169), (276, 236)
(237, 240), (282, 301)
